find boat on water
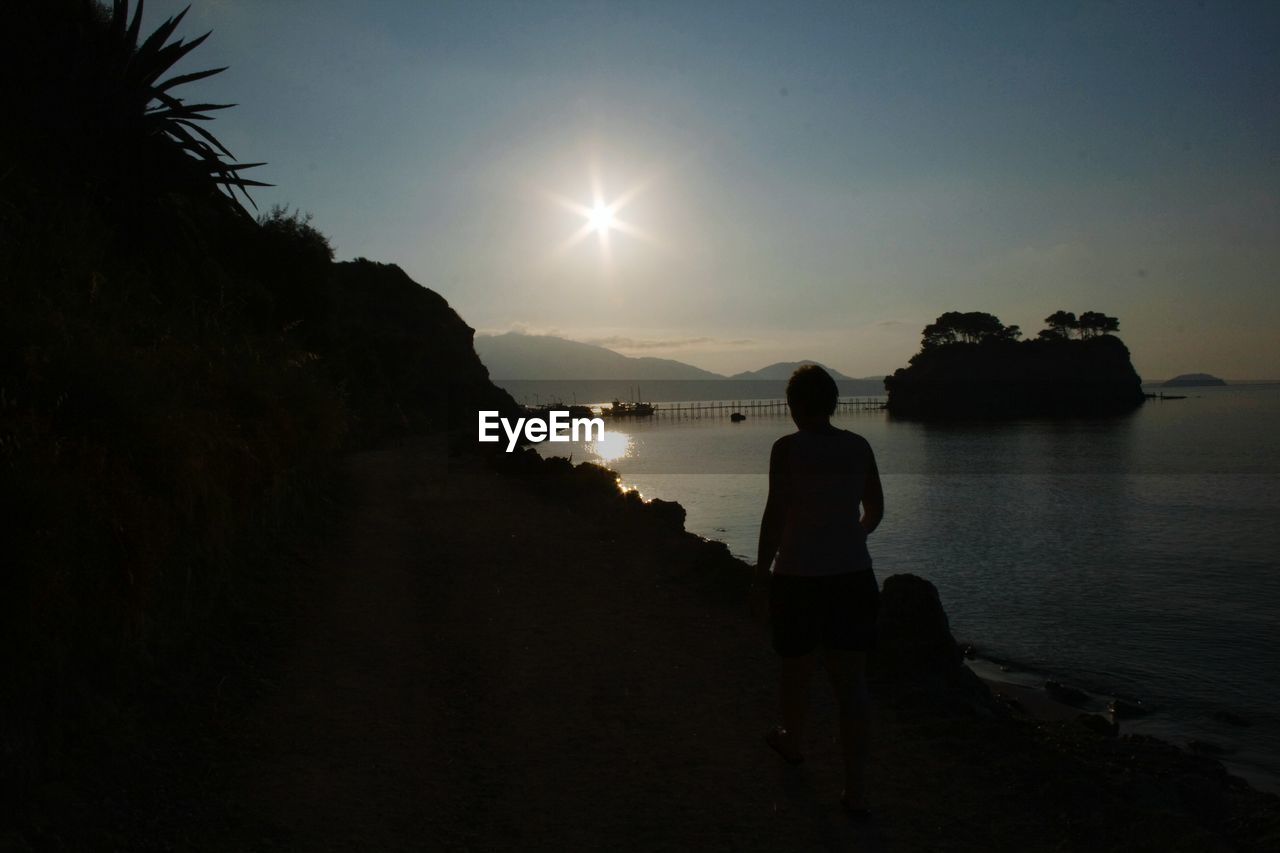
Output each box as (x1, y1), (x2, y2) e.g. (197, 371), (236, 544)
(607, 399), (654, 417)
(730, 412), (746, 422)
(524, 403), (595, 419)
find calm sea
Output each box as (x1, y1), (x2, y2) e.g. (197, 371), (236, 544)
(511, 380), (1280, 792)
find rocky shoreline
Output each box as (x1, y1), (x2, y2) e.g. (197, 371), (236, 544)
(515, 445), (1280, 784)
(494, 448), (1280, 846)
(965, 658), (1278, 798)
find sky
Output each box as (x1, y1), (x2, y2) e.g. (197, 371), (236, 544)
(151, 0), (1278, 378)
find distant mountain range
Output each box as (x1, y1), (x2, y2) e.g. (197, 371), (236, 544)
(475, 333), (721, 380)
(475, 333), (861, 381)
(729, 361), (854, 381)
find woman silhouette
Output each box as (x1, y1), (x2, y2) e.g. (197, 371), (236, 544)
(754, 364), (883, 817)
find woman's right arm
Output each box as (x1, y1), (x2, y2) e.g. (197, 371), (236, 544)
(756, 437), (789, 575)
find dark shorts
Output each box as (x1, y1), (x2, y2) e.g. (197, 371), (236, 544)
(769, 570), (879, 657)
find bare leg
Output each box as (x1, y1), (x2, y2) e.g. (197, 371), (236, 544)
(823, 650), (871, 806)
(777, 653), (816, 759)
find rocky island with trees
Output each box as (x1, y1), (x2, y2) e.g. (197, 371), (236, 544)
(884, 310), (1146, 418)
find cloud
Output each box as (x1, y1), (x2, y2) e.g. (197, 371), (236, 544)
(476, 323), (564, 338)
(585, 335), (756, 351)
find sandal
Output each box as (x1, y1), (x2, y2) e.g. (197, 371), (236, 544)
(764, 727), (804, 765)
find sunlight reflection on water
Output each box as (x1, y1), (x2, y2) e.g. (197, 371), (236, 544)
(589, 430), (633, 463)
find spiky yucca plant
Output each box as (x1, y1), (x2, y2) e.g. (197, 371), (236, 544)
(1, 1), (269, 212)
(106, 0), (269, 208)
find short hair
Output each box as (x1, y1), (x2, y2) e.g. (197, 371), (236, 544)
(786, 364), (839, 418)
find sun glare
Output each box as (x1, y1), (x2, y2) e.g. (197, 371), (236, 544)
(591, 430), (632, 463)
(546, 166), (655, 260)
(588, 203), (616, 235)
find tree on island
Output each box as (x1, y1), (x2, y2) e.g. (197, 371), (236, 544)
(1039, 310), (1078, 339)
(920, 311), (1022, 349)
(1038, 310), (1120, 340)
(1077, 311), (1120, 338)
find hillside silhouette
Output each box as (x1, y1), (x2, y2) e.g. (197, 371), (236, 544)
(730, 360), (855, 381)
(476, 332), (864, 383)
(1, 0), (516, 803)
(475, 331), (723, 380)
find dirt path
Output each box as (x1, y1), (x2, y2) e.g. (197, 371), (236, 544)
(129, 446), (1276, 853)
(193, 447), (872, 852)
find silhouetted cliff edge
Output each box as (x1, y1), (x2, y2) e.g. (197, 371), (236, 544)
(326, 259), (519, 445)
(885, 335), (1146, 418)
(2, 3), (517, 793)
(1, 0), (518, 807)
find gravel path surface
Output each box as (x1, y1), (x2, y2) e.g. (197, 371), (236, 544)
(39, 446), (1275, 851)
(200, 447), (871, 851)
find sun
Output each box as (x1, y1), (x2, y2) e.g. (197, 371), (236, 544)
(587, 203), (616, 235)
(546, 167), (654, 258)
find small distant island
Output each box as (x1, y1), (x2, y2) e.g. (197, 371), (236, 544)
(885, 310), (1146, 418)
(1163, 373), (1227, 388)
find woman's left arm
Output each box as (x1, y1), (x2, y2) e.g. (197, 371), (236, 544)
(860, 449), (884, 536)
